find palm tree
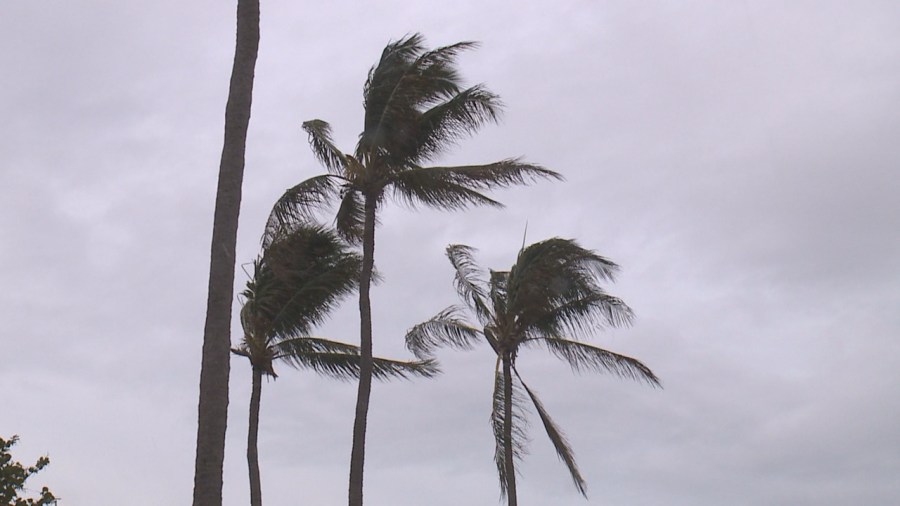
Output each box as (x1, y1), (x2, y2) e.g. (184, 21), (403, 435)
(233, 225), (438, 506)
(405, 239), (661, 505)
(194, 1), (260, 505)
(264, 34), (561, 505)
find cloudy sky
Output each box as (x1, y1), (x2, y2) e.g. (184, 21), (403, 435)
(3, 1), (899, 504)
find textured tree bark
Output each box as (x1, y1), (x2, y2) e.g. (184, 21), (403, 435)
(503, 357), (518, 506)
(248, 368), (263, 506)
(192, 0), (259, 504)
(348, 195), (377, 506)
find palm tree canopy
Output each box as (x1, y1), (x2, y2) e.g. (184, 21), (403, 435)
(264, 33), (562, 245)
(405, 238), (660, 497)
(235, 224), (436, 379)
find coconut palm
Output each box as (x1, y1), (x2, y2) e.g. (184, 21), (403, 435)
(264, 33), (561, 505)
(234, 225), (438, 506)
(194, 1), (260, 504)
(405, 239), (661, 505)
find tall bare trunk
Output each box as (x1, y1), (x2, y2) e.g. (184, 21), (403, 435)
(248, 368), (263, 506)
(192, 1), (260, 504)
(503, 356), (518, 506)
(348, 195), (377, 506)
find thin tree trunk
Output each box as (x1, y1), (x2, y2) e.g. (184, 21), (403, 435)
(503, 356), (518, 506)
(192, 1), (260, 504)
(248, 368), (263, 506)
(348, 195), (377, 506)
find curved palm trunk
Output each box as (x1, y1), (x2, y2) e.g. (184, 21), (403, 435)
(349, 195), (377, 506)
(193, 1), (260, 504)
(503, 356), (518, 506)
(248, 368), (263, 506)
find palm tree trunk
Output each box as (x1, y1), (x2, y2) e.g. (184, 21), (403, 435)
(248, 368), (263, 506)
(503, 356), (518, 506)
(348, 195), (377, 506)
(192, 1), (260, 505)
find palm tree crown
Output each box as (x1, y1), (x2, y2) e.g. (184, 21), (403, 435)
(406, 238), (660, 503)
(265, 33), (561, 243)
(235, 224), (437, 380)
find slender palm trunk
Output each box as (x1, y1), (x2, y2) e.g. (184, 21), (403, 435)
(248, 368), (263, 506)
(349, 195), (377, 506)
(192, 1), (259, 504)
(503, 356), (518, 506)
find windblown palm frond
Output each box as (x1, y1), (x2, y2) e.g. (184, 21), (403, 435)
(390, 170), (503, 210)
(539, 337), (661, 386)
(491, 366), (529, 498)
(334, 189), (365, 244)
(523, 292), (634, 340)
(273, 337), (438, 380)
(515, 372), (586, 497)
(445, 244), (492, 324)
(302, 120), (349, 174)
(389, 160), (561, 211)
(411, 159), (563, 189)
(405, 306), (482, 359)
(264, 175), (346, 246)
(409, 85), (501, 163)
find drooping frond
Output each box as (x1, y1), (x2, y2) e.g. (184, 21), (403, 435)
(445, 244), (492, 324)
(263, 175), (346, 246)
(491, 364), (529, 498)
(514, 370), (586, 496)
(334, 188), (365, 244)
(273, 337), (439, 380)
(488, 269), (510, 320)
(538, 337), (661, 387)
(302, 120), (349, 174)
(405, 306), (482, 359)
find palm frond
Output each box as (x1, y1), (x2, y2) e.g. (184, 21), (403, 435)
(538, 337), (661, 387)
(390, 168), (503, 210)
(302, 120), (348, 175)
(411, 159), (562, 189)
(445, 244), (492, 324)
(491, 365), (529, 498)
(263, 175), (346, 246)
(273, 337), (439, 380)
(334, 188), (365, 244)
(398, 84), (501, 164)
(514, 370), (586, 496)
(488, 269), (509, 319)
(524, 292), (634, 339)
(405, 306), (482, 359)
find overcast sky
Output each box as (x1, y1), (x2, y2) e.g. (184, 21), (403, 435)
(2, 1), (899, 505)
